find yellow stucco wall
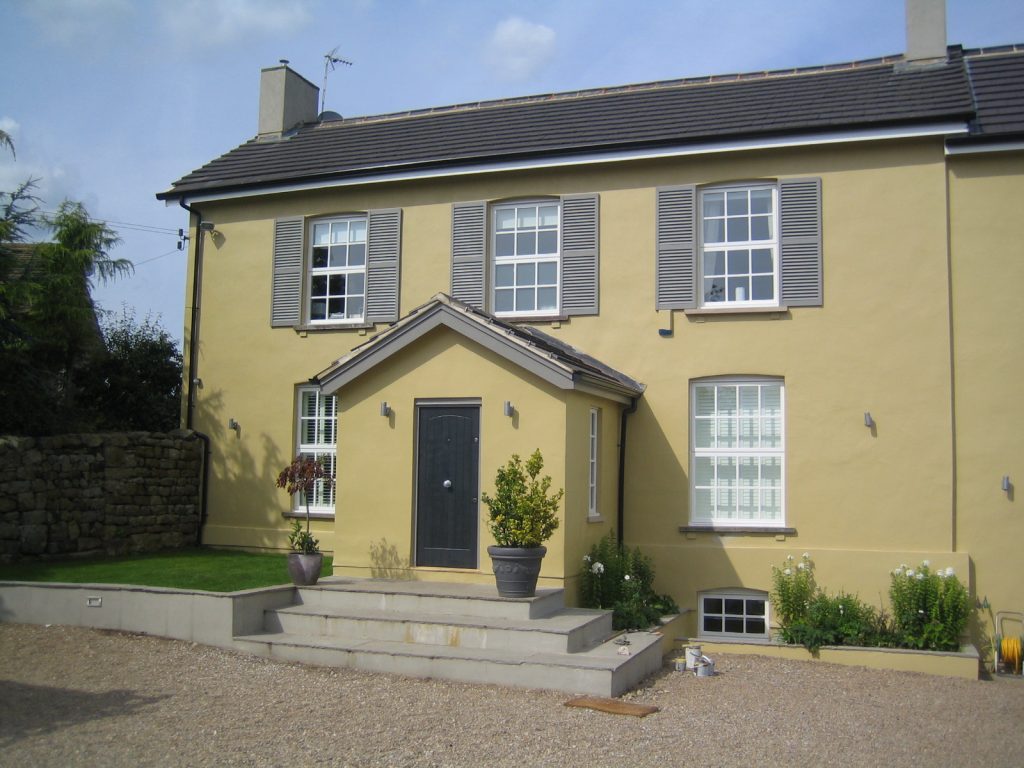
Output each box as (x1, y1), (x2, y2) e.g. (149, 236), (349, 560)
(178, 136), (1017, 644)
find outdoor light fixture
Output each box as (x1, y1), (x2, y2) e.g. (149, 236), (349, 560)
(1002, 475), (1012, 493)
(199, 221), (216, 233)
(864, 412), (875, 428)
(227, 418), (240, 431)
(380, 401), (391, 417)
(503, 401), (515, 418)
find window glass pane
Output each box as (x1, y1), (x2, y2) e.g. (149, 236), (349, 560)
(703, 193), (724, 218)
(313, 224), (330, 246)
(727, 250), (749, 275)
(747, 617), (766, 634)
(496, 233), (515, 258)
(537, 261), (557, 284)
(726, 190), (748, 215)
(537, 287), (557, 310)
(717, 418), (736, 448)
(350, 220), (367, 242)
(494, 289), (513, 312)
(728, 277), (750, 302)
(329, 246), (347, 267)
(694, 385), (716, 417)
(738, 457), (759, 485)
(310, 300), (326, 320)
(738, 386), (759, 416)
(516, 232), (536, 256)
(694, 456), (714, 486)
(347, 297), (363, 318)
(762, 384), (781, 416)
(348, 273), (365, 295)
(516, 262), (536, 285)
(515, 287), (535, 311)
(537, 230), (558, 254)
(703, 251), (725, 275)
(747, 600), (765, 616)
(704, 616), (723, 632)
(694, 419), (715, 449)
(751, 215), (772, 241)
(724, 617), (744, 633)
(312, 247), (328, 269)
(762, 457), (782, 483)
(517, 207), (537, 228)
(495, 208), (516, 231)
(495, 264), (514, 288)
(704, 277), (725, 303)
(750, 188), (772, 214)
(727, 217), (749, 242)
(348, 244), (365, 266)
(751, 249), (773, 274)
(717, 484), (735, 515)
(328, 274), (346, 294)
(539, 205), (559, 227)
(703, 219), (724, 243)
(752, 276), (774, 301)
(717, 386), (737, 415)
(311, 275), (327, 295)
(694, 488), (713, 517)
(724, 598), (744, 615)
(717, 456), (737, 485)
(704, 597), (723, 614)
(328, 298), (345, 319)
(331, 223), (348, 244)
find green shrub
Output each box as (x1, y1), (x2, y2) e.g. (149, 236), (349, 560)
(579, 533), (679, 630)
(890, 562), (969, 651)
(481, 450), (562, 548)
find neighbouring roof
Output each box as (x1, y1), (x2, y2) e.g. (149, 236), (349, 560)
(313, 293), (645, 403)
(159, 45), (1024, 202)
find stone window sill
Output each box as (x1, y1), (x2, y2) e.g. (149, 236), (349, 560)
(679, 525), (797, 535)
(283, 510), (335, 521)
(684, 305), (789, 317)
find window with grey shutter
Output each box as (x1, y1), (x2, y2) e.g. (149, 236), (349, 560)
(451, 201), (486, 310)
(655, 185), (697, 310)
(560, 194), (599, 316)
(271, 216), (304, 327)
(365, 208), (402, 323)
(779, 178), (822, 307)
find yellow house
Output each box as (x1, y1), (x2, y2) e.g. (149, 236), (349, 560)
(157, 9), (1023, 655)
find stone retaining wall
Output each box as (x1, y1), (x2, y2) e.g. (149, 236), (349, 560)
(0, 431), (203, 561)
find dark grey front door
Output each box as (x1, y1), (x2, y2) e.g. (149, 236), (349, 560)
(415, 405), (479, 568)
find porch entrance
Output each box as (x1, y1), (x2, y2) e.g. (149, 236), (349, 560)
(415, 404), (479, 569)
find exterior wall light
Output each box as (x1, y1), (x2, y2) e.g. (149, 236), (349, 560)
(503, 401), (515, 418)
(227, 418), (240, 431)
(380, 401), (391, 417)
(1003, 475), (1012, 493)
(864, 412), (875, 428)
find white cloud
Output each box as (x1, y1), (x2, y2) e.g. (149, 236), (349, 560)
(21, 0), (134, 44)
(485, 17), (556, 81)
(0, 117), (20, 137)
(161, 0), (312, 47)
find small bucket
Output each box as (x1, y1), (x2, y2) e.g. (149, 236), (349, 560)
(694, 655), (715, 677)
(685, 645), (703, 670)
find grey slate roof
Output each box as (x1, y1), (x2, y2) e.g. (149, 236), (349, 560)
(313, 293), (644, 399)
(160, 45), (1023, 201)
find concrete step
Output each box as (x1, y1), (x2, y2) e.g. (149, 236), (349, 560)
(296, 578), (564, 620)
(233, 629), (664, 697)
(265, 604), (613, 654)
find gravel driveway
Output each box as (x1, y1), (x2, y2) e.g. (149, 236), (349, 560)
(2, 622), (1022, 767)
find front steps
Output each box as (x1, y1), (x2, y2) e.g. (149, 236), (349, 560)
(233, 578), (664, 696)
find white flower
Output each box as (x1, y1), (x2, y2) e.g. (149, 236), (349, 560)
(783, 568), (792, 576)
(583, 554), (591, 563)
(624, 574), (630, 581)
(802, 552), (810, 560)
(916, 573), (925, 580)
(900, 563), (908, 570)
(797, 562), (806, 571)
(945, 567), (955, 577)
(591, 562), (604, 575)
(922, 560), (930, 568)
(786, 555), (794, 561)
(918, 609), (925, 614)
(839, 605), (844, 614)
(893, 568), (903, 576)
(906, 569), (915, 577)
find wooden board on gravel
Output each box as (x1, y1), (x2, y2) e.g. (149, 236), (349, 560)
(563, 696), (659, 717)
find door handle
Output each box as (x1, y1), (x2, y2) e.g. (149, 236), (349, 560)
(443, 479), (452, 489)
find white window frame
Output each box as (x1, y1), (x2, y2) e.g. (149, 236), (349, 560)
(491, 199), (560, 318)
(295, 386), (338, 517)
(698, 589), (770, 640)
(308, 215), (368, 325)
(588, 407), (599, 518)
(698, 183), (779, 308)
(690, 377), (785, 527)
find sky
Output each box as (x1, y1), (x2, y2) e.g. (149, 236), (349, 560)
(2, 0), (1023, 346)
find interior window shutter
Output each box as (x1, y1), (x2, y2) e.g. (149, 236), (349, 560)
(560, 194), (599, 316)
(271, 216), (304, 327)
(656, 185), (696, 310)
(365, 208), (402, 323)
(451, 201), (487, 310)
(779, 177), (823, 307)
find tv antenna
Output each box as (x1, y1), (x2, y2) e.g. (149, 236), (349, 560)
(321, 45), (353, 113)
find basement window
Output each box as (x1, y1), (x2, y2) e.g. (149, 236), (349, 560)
(699, 589), (769, 640)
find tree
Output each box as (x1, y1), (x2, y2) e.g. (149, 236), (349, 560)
(80, 309), (183, 432)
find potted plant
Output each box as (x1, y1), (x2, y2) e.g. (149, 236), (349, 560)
(276, 455), (333, 586)
(481, 449), (563, 598)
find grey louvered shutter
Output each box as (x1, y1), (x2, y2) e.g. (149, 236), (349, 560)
(365, 208), (402, 323)
(560, 194), (599, 316)
(271, 216), (303, 327)
(779, 177), (823, 307)
(451, 201), (486, 310)
(655, 185), (696, 310)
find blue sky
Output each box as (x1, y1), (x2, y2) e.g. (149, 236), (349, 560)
(2, 0), (1023, 345)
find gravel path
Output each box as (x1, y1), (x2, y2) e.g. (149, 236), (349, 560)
(2, 623), (1023, 767)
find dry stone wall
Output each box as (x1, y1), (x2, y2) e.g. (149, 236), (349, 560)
(0, 431), (203, 562)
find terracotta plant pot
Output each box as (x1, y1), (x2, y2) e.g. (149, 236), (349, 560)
(287, 552), (323, 586)
(487, 545), (546, 598)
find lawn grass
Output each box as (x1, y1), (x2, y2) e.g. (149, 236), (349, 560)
(0, 548), (333, 592)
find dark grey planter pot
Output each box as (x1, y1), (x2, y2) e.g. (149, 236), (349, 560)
(487, 545), (546, 598)
(287, 552), (323, 586)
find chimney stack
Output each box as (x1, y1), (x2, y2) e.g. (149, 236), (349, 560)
(905, 0), (947, 64)
(258, 62), (319, 139)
